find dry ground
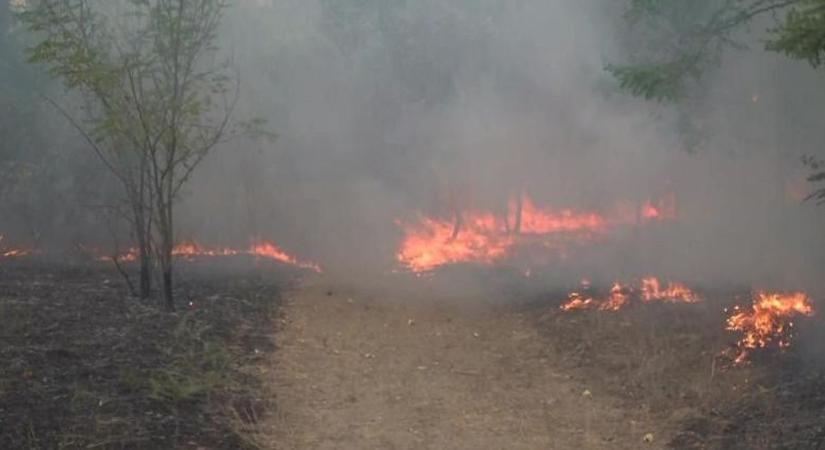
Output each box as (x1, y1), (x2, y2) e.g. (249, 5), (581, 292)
(5, 262), (820, 449)
(254, 279), (665, 450)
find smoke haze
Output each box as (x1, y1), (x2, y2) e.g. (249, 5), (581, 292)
(4, 0), (825, 292)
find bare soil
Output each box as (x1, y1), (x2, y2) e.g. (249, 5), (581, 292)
(255, 279), (664, 449)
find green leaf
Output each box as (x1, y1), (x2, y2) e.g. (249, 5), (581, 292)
(767, 1), (825, 68)
(605, 62), (685, 102)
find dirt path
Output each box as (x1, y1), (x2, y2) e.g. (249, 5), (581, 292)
(257, 279), (665, 449)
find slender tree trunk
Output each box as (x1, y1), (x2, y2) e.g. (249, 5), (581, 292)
(451, 209), (463, 240)
(513, 193), (523, 234)
(162, 262), (173, 311)
(138, 238), (151, 299)
(158, 232), (174, 310)
(139, 155), (152, 299)
(133, 179), (152, 299)
(112, 255), (137, 297)
(157, 189), (175, 311)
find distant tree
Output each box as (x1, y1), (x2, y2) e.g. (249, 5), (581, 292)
(22, 0), (262, 309)
(607, 0), (825, 197)
(0, 0), (53, 243)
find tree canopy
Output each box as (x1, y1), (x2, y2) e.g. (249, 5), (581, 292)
(608, 0), (825, 102)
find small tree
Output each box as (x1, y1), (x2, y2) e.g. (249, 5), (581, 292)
(24, 0), (259, 309)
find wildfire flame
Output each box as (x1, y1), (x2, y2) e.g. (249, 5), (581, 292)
(0, 234), (31, 258)
(396, 194), (674, 273)
(560, 292), (596, 311)
(560, 277), (698, 311)
(172, 242), (239, 258)
(639, 277), (699, 303)
(103, 240), (321, 272)
(395, 213), (514, 273)
(517, 196), (606, 234)
(2, 248), (30, 258)
(726, 291), (814, 364)
(640, 194), (676, 221)
(249, 241), (322, 273)
(600, 282), (631, 311)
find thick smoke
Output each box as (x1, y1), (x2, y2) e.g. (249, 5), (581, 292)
(187, 0), (681, 276)
(6, 0), (825, 292)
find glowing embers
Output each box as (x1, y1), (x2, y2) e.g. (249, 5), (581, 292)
(2, 248), (30, 258)
(639, 277), (699, 303)
(249, 241), (322, 273)
(172, 241), (240, 258)
(0, 234), (31, 258)
(106, 240), (322, 272)
(561, 282), (630, 312)
(560, 277), (698, 312)
(725, 291), (814, 364)
(640, 194), (676, 221)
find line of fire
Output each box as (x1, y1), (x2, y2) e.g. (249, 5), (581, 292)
(3, 187), (815, 365)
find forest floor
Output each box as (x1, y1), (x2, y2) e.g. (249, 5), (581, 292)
(2, 262), (825, 449)
(0, 259), (294, 449)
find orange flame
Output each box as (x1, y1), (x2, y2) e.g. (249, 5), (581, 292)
(599, 282), (631, 311)
(726, 291), (814, 364)
(397, 194), (675, 273)
(560, 280), (632, 311)
(2, 248), (30, 258)
(639, 277), (699, 303)
(0, 234), (31, 258)
(639, 194), (676, 222)
(104, 240), (321, 272)
(560, 277), (698, 311)
(173, 241), (240, 258)
(249, 241), (322, 273)
(395, 213), (514, 273)
(517, 196), (606, 234)
(560, 292), (596, 311)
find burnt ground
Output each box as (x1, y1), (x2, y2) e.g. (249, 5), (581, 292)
(3, 262), (825, 449)
(0, 258), (297, 449)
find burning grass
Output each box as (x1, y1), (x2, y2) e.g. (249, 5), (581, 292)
(1, 235), (322, 275)
(0, 261), (291, 449)
(532, 284), (824, 449)
(101, 239), (323, 273)
(558, 279), (815, 365)
(395, 194), (676, 274)
(725, 291), (814, 364)
(560, 277), (698, 312)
